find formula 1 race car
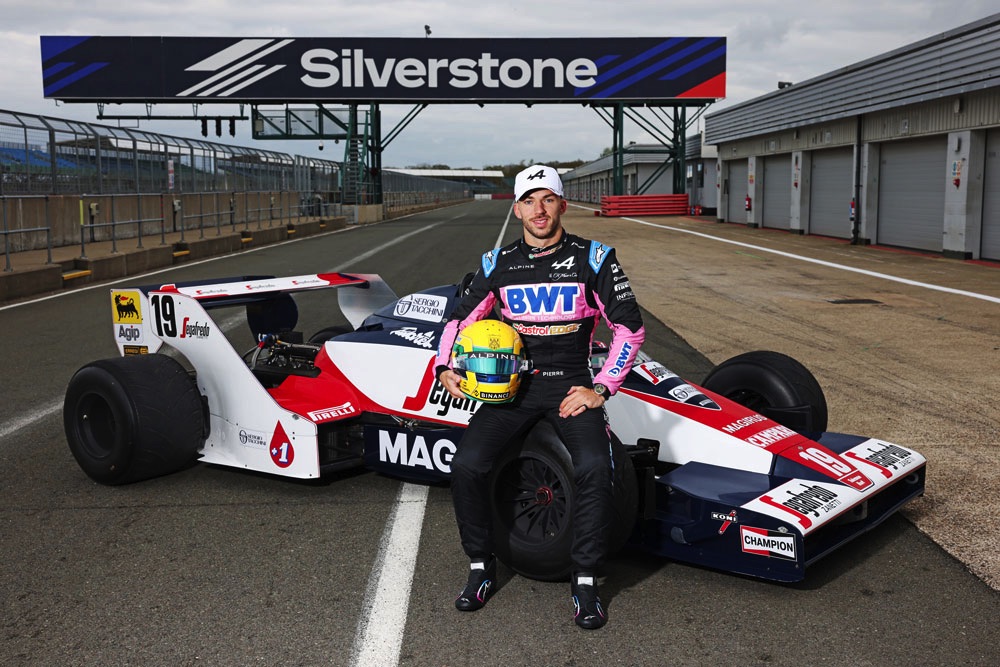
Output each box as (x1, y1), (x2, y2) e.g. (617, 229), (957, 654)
(64, 273), (926, 583)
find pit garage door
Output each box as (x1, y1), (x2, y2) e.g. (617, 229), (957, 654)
(810, 147), (854, 238)
(877, 137), (947, 252)
(725, 160), (749, 223)
(982, 128), (1000, 261)
(762, 155), (791, 229)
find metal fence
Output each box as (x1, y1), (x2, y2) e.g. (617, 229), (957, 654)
(382, 169), (470, 209)
(0, 108), (470, 268)
(0, 108), (344, 196)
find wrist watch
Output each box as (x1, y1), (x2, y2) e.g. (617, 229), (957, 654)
(593, 383), (609, 399)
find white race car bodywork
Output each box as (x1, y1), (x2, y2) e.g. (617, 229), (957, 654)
(92, 272), (925, 582)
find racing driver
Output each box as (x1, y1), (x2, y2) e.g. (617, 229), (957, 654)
(434, 164), (645, 630)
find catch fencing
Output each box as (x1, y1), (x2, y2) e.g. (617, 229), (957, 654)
(1, 108), (468, 268)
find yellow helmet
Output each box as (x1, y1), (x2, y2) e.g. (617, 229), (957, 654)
(451, 320), (528, 404)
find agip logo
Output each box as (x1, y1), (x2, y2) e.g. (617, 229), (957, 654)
(112, 291), (142, 323)
(112, 290), (144, 345)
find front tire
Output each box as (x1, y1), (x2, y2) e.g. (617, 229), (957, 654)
(64, 355), (205, 485)
(489, 422), (637, 581)
(701, 350), (828, 434)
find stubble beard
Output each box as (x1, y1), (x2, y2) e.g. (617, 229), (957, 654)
(523, 217), (562, 246)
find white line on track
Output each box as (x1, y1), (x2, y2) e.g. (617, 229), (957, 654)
(349, 483), (430, 667)
(0, 224), (353, 313)
(571, 205), (1000, 305)
(0, 217), (451, 436)
(0, 211), (452, 314)
(2, 210), (467, 667)
(2, 214), (459, 667)
(339, 220), (450, 666)
(0, 399), (62, 440)
(330, 221), (447, 270)
(495, 202), (515, 249)
(0, 218), (449, 443)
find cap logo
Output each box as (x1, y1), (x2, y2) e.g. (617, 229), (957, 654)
(514, 164), (563, 200)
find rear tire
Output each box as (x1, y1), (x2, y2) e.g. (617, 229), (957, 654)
(64, 355), (205, 485)
(489, 422), (637, 581)
(701, 350), (828, 434)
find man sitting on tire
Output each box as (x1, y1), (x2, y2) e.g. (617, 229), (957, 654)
(434, 165), (645, 630)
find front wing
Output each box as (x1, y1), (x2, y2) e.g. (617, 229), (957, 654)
(640, 434), (926, 582)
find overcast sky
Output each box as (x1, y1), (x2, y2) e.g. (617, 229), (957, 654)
(3, 1), (996, 169)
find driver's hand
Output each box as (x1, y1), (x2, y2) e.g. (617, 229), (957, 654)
(438, 368), (465, 400)
(559, 385), (606, 418)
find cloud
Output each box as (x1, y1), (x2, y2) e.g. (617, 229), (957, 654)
(4, 2), (996, 167)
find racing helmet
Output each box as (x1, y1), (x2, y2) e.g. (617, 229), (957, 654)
(451, 320), (528, 404)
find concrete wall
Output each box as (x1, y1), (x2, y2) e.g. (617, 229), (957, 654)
(1, 190), (304, 252)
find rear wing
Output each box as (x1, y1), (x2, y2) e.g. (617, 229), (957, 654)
(109, 273), (393, 355)
(154, 272), (370, 306)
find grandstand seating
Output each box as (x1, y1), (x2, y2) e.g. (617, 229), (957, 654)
(0, 146), (80, 170)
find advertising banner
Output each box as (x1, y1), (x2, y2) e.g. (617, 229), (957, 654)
(41, 36), (726, 103)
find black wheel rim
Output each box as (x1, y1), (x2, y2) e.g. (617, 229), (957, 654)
(76, 392), (118, 461)
(494, 456), (569, 544)
(722, 387), (771, 413)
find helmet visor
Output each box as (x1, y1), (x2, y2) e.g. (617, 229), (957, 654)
(454, 352), (524, 381)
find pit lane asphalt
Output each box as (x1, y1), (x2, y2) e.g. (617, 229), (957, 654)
(1, 200), (997, 666)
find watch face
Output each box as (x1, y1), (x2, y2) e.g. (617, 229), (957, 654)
(594, 384), (608, 396)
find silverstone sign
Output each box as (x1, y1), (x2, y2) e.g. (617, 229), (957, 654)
(40, 36), (726, 103)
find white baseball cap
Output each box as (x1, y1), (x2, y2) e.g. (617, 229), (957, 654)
(514, 165), (564, 201)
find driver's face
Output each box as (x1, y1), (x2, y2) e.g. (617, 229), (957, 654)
(514, 189), (567, 245)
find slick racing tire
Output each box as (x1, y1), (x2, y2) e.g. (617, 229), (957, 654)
(64, 355), (205, 485)
(489, 422), (637, 581)
(701, 350), (828, 435)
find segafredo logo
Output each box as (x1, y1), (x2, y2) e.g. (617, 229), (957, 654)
(179, 39), (295, 97)
(180, 317), (210, 339)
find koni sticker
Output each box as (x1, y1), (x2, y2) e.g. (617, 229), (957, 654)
(741, 526), (797, 561)
(712, 510), (738, 534)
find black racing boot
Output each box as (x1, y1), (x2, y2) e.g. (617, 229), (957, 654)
(455, 556), (496, 611)
(571, 573), (607, 630)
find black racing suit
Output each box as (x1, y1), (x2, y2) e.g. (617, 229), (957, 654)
(434, 231), (645, 572)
